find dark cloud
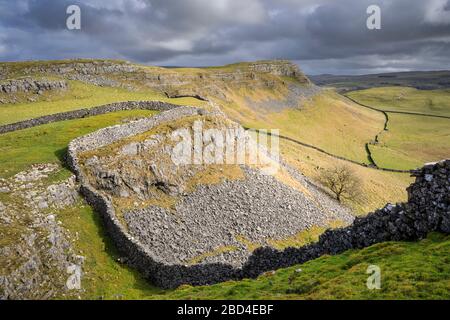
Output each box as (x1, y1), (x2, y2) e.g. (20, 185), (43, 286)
(0, 0), (449, 74)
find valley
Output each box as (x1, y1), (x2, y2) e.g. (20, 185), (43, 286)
(0, 59), (448, 299)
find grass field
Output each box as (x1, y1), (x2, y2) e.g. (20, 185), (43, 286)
(346, 87), (450, 116)
(369, 114), (450, 170)
(0, 80), (205, 125)
(0, 109), (160, 178)
(153, 232), (449, 300)
(345, 86), (450, 170)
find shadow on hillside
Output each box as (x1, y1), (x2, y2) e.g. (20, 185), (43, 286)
(87, 202), (165, 296)
(54, 147), (70, 168)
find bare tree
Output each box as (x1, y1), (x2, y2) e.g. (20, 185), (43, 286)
(320, 164), (362, 203)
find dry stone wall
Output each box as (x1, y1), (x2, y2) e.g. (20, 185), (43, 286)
(242, 159), (450, 277)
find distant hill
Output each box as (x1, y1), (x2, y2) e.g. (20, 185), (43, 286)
(309, 70), (450, 92)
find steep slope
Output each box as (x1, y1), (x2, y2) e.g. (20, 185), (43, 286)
(0, 59), (384, 166)
(1, 59), (445, 298)
(346, 87), (450, 117)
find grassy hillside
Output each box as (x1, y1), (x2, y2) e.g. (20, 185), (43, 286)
(155, 233), (449, 300)
(345, 87), (450, 170)
(0, 80), (205, 126)
(369, 114), (450, 170)
(57, 202), (163, 299)
(220, 90), (385, 164)
(0, 62), (421, 216)
(1, 60), (448, 300)
(0, 109), (160, 178)
(0, 100), (415, 300)
(346, 87), (450, 116)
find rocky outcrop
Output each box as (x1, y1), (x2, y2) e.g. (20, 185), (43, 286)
(1, 60), (313, 102)
(0, 78), (67, 94)
(0, 164), (82, 300)
(66, 106), (351, 288)
(123, 166), (353, 267)
(18, 61), (137, 77)
(247, 60), (310, 82)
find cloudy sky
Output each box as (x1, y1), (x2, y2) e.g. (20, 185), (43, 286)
(1, 0), (450, 74)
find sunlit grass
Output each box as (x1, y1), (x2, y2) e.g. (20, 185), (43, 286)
(347, 87), (450, 116)
(346, 87), (450, 170)
(0, 80), (205, 125)
(154, 233), (450, 300)
(57, 202), (163, 300)
(0, 109), (159, 178)
(369, 114), (450, 170)
(221, 90), (385, 164)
